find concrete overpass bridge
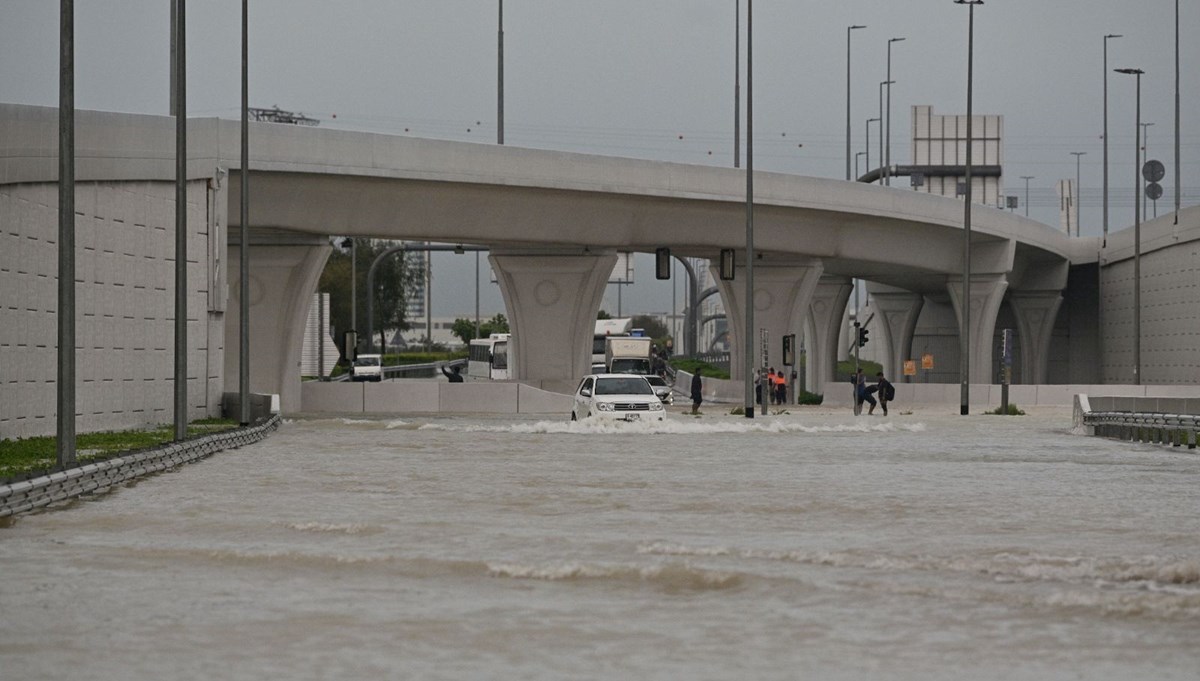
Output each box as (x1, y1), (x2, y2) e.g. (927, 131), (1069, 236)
(1, 104), (1102, 424)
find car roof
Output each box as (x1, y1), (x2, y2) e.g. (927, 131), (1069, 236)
(588, 373), (651, 379)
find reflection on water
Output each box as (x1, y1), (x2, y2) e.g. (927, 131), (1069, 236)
(1, 409), (1197, 680)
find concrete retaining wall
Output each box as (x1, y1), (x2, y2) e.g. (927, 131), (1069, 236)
(0, 415), (280, 518)
(302, 380), (572, 415)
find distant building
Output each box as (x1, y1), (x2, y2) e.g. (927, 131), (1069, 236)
(910, 105), (1004, 207)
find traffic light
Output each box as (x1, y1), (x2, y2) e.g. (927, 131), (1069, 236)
(857, 327), (870, 347)
(655, 247), (671, 280)
(782, 334), (795, 366)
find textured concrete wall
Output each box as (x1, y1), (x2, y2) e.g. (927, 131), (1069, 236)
(1100, 211), (1200, 385)
(0, 180), (224, 438)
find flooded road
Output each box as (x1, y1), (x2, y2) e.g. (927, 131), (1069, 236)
(2, 408), (1197, 680)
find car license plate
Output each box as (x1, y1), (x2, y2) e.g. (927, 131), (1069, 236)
(623, 414), (640, 421)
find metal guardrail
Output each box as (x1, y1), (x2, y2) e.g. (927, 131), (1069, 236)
(1083, 410), (1199, 449)
(329, 358), (468, 382)
(0, 415), (281, 518)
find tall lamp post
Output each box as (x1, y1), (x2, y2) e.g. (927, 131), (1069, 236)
(885, 38), (905, 186)
(1020, 175), (1035, 217)
(497, 0), (504, 145)
(1103, 34), (1122, 247)
(856, 151), (866, 179)
(1115, 67), (1144, 385)
(866, 117), (879, 175)
(238, 0), (250, 425)
(1139, 122), (1154, 221)
(1070, 151), (1086, 236)
(173, 0), (188, 441)
(954, 0), (981, 417)
(57, 0), (76, 466)
(743, 0), (755, 418)
(734, 0), (740, 168)
(846, 24), (866, 180)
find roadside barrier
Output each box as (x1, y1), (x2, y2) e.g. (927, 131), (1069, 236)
(0, 415), (281, 518)
(1074, 394), (1199, 450)
(1083, 410), (1199, 449)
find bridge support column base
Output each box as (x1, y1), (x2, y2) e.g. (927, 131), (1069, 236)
(867, 285), (925, 384)
(490, 249), (617, 389)
(713, 258), (824, 385)
(947, 274), (1008, 384)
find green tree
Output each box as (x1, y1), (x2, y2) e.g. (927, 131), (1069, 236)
(631, 315), (669, 340)
(450, 313), (510, 346)
(596, 309), (611, 320)
(318, 239), (420, 358)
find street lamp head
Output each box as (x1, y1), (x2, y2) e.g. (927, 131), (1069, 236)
(1114, 68), (1144, 75)
(954, 0), (985, 5)
(850, 24), (866, 30)
(1105, 33), (1123, 39)
(889, 37), (906, 43)
(881, 80), (895, 86)
(868, 117), (881, 123)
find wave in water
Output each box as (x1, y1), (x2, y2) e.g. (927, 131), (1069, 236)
(419, 419), (927, 435)
(486, 560), (744, 592)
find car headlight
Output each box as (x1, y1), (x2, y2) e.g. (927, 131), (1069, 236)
(648, 402), (663, 411)
(596, 402), (615, 411)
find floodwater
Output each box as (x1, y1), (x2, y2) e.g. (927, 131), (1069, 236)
(1, 407), (1198, 680)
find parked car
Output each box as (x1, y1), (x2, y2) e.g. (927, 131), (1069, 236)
(644, 375), (674, 405)
(352, 354), (383, 382)
(572, 374), (667, 422)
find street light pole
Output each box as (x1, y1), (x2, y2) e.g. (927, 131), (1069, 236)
(856, 151), (866, 179)
(955, 0), (981, 417)
(743, 0), (755, 418)
(239, 0), (250, 425)
(734, 0), (740, 168)
(866, 117), (879, 175)
(1174, 0), (1181, 224)
(1116, 67), (1144, 385)
(497, 0), (504, 145)
(886, 37), (905, 186)
(57, 0), (76, 466)
(173, 0), (188, 441)
(1021, 175), (1034, 217)
(1070, 151), (1086, 236)
(846, 24), (866, 181)
(1103, 34), (1122, 247)
(1140, 122), (1154, 221)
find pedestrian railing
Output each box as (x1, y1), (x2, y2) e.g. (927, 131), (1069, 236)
(0, 415), (281, 518)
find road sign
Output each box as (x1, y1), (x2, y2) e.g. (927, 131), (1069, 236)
(921, 353), (934, 370)
(1142, 159), (1165, 183)
(1146, 182), (1164, 201)
(903, 360), (917, 376)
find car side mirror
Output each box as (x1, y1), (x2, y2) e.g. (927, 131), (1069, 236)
(580, 388), (592, 397)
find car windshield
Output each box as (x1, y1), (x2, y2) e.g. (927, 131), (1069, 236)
(355, 356), (380, 367)
(594, 377), (653, 396)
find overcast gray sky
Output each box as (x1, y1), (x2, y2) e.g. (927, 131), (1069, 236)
(2, 0), (1196, 318)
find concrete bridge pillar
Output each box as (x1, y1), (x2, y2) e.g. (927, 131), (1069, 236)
(946, 274), (1009, 383)
(868, 284), (925, 382)
(225, 231), (332, 413)
(804, 275), (853, 396)
(712, 258), (824, 383)
(1008, 291), (1064, 384)
(490, 249), (616, 391)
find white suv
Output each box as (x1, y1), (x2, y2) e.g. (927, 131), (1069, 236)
(572, 374), (667, 422)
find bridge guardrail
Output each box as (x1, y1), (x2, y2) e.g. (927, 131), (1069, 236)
(0, 415), (281, 518)
(1081, 410), (1199, 449)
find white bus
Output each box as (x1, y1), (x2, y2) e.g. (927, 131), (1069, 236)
(467, 333), (511, 380)
(592, 318), (633, 370)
